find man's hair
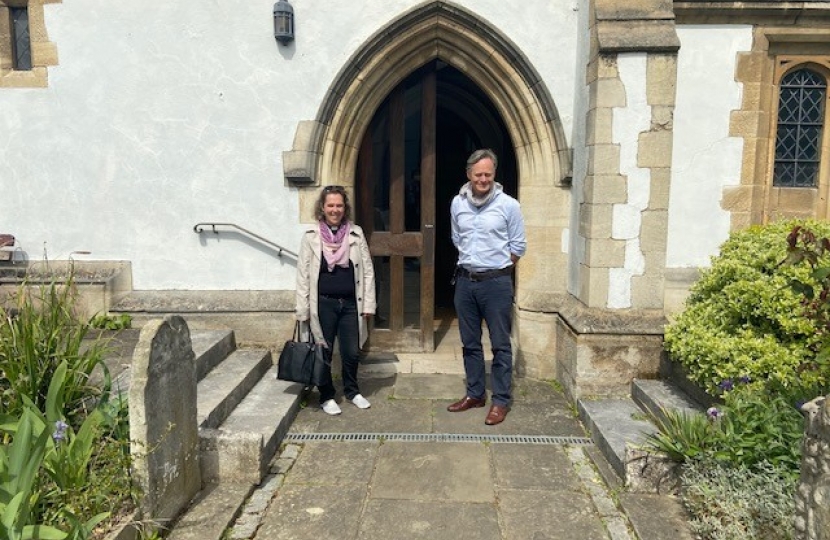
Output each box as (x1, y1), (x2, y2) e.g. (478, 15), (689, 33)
(314, 185), (352, 222)
(466, 149), (498, 172)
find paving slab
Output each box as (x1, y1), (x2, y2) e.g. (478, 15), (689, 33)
(357, 499), (501, 540)
(255, 484), (365, 540)
(498, 489), (609, 540)
(294, 396), (434, 433)
(393, 373), (466, 399)
(512, 378), (573, 405)
(372, 441), (494, 502)
(492, 444), (582, 491)
(283, 441), (377, 487)
(433, 399), (586, 436)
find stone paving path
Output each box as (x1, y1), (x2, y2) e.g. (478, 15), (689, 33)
(225, 373), (692, 540)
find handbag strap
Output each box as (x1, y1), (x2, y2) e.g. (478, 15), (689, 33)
(294, 320), (317, 344)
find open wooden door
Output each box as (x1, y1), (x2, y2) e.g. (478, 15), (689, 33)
(357, 66), (437, 352)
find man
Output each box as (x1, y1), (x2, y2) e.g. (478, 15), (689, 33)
(447, 148), (526, 425)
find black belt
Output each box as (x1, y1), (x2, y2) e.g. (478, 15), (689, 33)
(457, 266), (513, 282)
(320, 294), (354, 300)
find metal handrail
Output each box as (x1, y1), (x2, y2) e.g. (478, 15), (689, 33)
(193, 222), (298, 259)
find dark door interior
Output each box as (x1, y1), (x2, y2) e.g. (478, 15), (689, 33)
(357, 61), (516, 352)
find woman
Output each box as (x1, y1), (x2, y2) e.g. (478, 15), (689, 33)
(295, 185), (376, 415)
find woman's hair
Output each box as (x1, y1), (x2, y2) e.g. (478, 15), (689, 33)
(466, 148), (498, 172)
(314, 185), (352, 222)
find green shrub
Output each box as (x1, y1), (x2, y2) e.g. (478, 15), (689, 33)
(88, 314), (132, 331)
(664, 219), (830, 395)
(785, 225), (830, 375)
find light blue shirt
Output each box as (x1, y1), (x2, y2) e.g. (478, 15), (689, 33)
(450, 187), (526, 272)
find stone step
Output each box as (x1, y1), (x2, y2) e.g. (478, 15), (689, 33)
(191, 329), (237, 381)
(631, 378), (705, 426)
(197, 348), (273, 429)
(167, 482), (253, 540)
(577, 398), (657, 480)
(199, 366), (305, 485)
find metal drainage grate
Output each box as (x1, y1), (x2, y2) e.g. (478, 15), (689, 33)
(285, 432), (593, 445)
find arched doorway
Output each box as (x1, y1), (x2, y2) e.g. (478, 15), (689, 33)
(355, 61), (516, 352)
(284, 2), (572, 355)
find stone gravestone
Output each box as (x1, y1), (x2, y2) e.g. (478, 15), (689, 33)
(796, 395), (830, 540)
(129, 315), (201, 528)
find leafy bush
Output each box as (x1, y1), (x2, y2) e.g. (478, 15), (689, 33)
(680, 459), (795, 540)
(88, 314), (132, 331)
(664, 219), (830, 395)
(0, 277), (110, 424)
(785, 225), (830, 374)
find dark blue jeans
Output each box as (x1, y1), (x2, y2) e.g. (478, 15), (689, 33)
(317, 295), (361, 403)
(453, 274), (514, 407)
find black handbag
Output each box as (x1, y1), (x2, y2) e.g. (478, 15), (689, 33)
(277, 322), (331, 387)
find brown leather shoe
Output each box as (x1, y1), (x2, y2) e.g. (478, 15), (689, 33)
(447, 396), (486, 412)
(485, 405), (509, 425)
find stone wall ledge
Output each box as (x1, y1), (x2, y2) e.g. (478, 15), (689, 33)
(111, 290), (295, 313)
(673, 1), (830, 25)
(519, 292), (667, 336)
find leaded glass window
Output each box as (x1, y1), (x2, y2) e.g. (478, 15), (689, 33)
(10, 7), (31, 71)
(773, 68), (827, 187)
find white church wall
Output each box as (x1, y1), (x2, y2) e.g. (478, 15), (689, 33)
(0, 0), (579, 291)
(667, 24), (753, 270)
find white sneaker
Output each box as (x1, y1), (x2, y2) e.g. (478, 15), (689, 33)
(321, 399), (341, 416)
(351, 394), (371, 409)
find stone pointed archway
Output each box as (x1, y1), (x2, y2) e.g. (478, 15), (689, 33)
(283, 1), (570, 192)
(284, 1), (574, 377)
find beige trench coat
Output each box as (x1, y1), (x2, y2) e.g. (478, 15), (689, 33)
(295, 224), (376, 348)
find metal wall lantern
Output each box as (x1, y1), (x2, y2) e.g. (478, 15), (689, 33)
(273, 0), (294, 45)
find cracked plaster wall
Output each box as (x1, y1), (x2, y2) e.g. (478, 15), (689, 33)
(0, 0), (579, 290)
(667, 25), (752, 270)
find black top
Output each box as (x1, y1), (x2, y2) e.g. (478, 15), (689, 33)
(318, 257), (356, 298)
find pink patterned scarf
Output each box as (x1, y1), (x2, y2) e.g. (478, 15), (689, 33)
(319, 220), (350, 271)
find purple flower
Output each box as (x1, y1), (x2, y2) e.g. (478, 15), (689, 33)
(706, 407), (722, 421)
(738, 376), (752, 384)
(52, 420), (68, 443)
(718, 379), (734, 392)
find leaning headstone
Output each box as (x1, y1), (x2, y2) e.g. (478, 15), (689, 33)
(795, 395), (830, 540)
(129, 315), (201, 528)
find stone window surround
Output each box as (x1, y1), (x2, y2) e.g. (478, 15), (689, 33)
(0, 0), (60, 88)
(729, 27), (830, 227)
